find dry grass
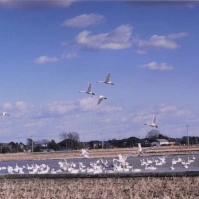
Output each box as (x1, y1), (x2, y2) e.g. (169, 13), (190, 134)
(0, 145), (199, 161)
(0, 177), (199, 198)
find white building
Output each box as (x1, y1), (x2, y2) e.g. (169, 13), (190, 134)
(151, 139), (169, 146)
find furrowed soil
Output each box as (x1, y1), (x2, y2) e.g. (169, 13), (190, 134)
(1, 145), (199, 199)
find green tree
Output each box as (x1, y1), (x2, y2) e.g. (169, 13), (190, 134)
(48, 140), (60, 151)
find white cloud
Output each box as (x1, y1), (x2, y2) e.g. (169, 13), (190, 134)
(0, 0), (78, 9)
(16, 101), (29, 110)
(2, 102), (13, 110)
(72, 24), (133, 50)
(62, 13), (105, 28)
(139, 62), (174, 71)
(160, 105), (177, 113)
(61, 52), (79, 60)
(33, 52), (79, 64)
(136, 49), (147, 54)
(136, 32), (188, 51)
(39, 101), (78, 117)
(33, 56), (59, 64)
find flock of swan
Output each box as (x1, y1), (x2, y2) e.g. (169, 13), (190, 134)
(79, 72), (114, 104)
(1, 72), (194, 175)
(2, 147), (197, 175)
(79, 72), (158, 128)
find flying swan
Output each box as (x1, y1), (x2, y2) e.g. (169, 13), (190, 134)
(1, 112), (9, 116)
(79, 83), (95, 95)
(92, 95), (107, 105)
(97, 73), (114, 85)
(144, 114), (158, 128)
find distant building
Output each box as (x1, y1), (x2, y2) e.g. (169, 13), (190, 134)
(89, 140), (102, 149)
(151, 139), (169, 146)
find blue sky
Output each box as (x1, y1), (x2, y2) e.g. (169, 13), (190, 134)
(0, 0), (199, 144)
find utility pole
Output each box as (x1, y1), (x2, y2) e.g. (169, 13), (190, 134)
(101, 131), (103, 149)
(31, 135), (33, 152)
(186, 125), (189, 145)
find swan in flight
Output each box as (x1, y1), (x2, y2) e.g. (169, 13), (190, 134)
(79, 83), (95, 95)
(113, 154), (132, 164)
(1, 112), (9, 116)
(138, 143), (144, 156)
(80, 149), (89, 158)
(144, 114), (158, 128)
(92, 95), (107, 105)
(135, 143), (152, 156)
(97, 73), (114, 85)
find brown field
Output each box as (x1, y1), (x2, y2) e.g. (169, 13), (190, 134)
(1, 145), (199, 199)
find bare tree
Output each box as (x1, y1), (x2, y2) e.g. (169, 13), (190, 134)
(59, 131), (80, 141)
(145, 129), (160, 142)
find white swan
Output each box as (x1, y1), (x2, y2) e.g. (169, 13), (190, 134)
(1, 112), (9, 116)
(80, 149), (89, 158)
(113, 154), (132, 164)
(144, 114), (158, 128)
(137, 143), (146, 156)
(170, 163), (175, 170)
(92, 95), (107, 105)
(79, 83), (95, 95)
(97, 72), (114, 85)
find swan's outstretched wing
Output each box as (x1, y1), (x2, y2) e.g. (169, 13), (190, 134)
(122, 154), (132, 161)
(106, 73), (111, 82)
(97, 97), (104, 105)
(152, 115), (156, 124)
(2, 112), (9, 116)
(87, 83), (92, 93)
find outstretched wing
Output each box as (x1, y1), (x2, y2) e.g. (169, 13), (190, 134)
(152, 115), (156, 124)
(97, 97), (104, 105)
(138, 143), (142, 152)
(87, 83), (92, 92)
(106, 73), (111, 82)
(122, 154), (132, 161)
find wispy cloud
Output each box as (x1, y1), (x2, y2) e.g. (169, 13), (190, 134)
(136, 32), (188, 51)
(126, 1), (198, 9)
(33, 56), (59, 64)
(62, 13), (105, 28)
(139, 62), (174, 71)
(33, 52), (79, 64)
(0, 0), (79, 9)
(68, 24), (133, 50)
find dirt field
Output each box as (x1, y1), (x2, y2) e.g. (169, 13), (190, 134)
(1, 146), (199, 199)
(0, 145), (198, 161)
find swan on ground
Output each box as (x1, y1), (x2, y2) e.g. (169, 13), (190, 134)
(155, 159), (163, 166)
(1, 112), (9, 116)
(79, 83), (95, 95)
(158, 156), (166, 164)
(92, 95), (107, 105)
(113, 154), (132, 164)
(188, 156), (194, 163)
(172, 159), (177, 165)
(177, 156), (182, 162)
(97, 72), (114, 85)
(144, 114), (158, 128)
(170, 163), (175, 170)
(132, 166), (142, 172)
(183, 163), (189, 169)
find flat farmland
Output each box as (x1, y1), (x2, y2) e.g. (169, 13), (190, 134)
(1, 146), (199, 199)
(0, 145), (198, 161)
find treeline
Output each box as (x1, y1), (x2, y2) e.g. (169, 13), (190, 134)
(1, 131), (85, 153)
